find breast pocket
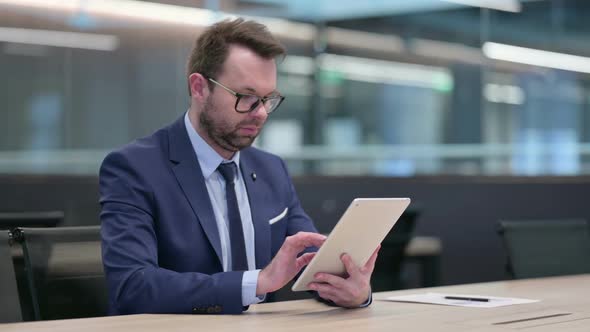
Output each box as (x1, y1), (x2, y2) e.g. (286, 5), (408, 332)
(268, 207), (288, 226)
(269, 207), (289, 255)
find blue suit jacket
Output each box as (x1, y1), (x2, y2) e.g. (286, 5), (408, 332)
(99, 115), (317, 315)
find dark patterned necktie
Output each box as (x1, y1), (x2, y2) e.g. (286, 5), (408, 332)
(217, 162), (248, 271)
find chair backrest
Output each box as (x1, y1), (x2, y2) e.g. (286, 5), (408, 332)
(0, 230), (23, 323)
(269, 207), (421, 302)
(0, 211), (63, 229)
(15, 226), (107, 320)
(371, 207), (419, 291)
(498, 219), (590, 279)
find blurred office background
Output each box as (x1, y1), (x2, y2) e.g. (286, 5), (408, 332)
(2, 0), (590, 302)
(3, 0), (590, 176)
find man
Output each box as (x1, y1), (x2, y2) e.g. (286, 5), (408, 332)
(100, 18), (377, 315)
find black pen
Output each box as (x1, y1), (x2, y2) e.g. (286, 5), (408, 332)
(444, 296), (489, 302)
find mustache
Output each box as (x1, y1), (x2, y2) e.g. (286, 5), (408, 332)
(237, 119), (263, 127)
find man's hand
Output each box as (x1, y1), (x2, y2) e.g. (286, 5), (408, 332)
(257, 232), (326, 296)
(307, 245), (380, 308)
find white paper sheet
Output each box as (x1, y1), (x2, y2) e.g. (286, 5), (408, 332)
(385, 292), (539, 308)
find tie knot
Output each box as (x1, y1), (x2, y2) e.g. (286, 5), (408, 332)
(217, 162), (237, 184)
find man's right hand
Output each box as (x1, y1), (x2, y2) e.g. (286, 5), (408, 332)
(256, 232), (326, 296)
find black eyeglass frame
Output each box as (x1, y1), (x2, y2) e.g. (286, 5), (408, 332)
(208, 77), (285, 114)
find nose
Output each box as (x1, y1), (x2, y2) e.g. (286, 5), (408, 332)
(249, 102), (268, 121)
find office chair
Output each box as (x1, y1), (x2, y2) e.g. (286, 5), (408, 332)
(0, 211), (63, 229)
(498, 219), (590, 279)
(0, 230), (23, 323)
(14, 226), (108, 320)
(269, 207), (420, 301)
(371, 207), (419, 291)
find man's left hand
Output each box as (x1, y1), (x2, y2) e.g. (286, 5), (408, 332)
(307, 245), (380, 308)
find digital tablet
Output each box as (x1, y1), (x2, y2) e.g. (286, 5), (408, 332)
(292, 197), (411, 292)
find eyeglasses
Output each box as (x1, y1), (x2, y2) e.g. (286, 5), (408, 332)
(208, 78), (285, 114)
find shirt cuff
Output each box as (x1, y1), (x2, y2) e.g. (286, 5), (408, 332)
(242, 269), (266, 306)
(359, 290), (372, 308)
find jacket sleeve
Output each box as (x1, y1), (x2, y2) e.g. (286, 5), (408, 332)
(99, 150), (244, 315)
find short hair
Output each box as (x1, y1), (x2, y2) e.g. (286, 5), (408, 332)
(187, 18), (286, 95)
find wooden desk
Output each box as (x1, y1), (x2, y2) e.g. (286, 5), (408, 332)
(1, 274), (589, 332)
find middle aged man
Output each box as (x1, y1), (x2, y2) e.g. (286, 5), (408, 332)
(100, 18), (378, 315)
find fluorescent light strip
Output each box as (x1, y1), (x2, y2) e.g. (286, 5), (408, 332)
(319, 54), (452, 89)
(0, 27), (118, 51)
(281, 53), (452, 89)
(0, 0), (75, 11)
(0, 0), (216, 26)
(86, 0), (216, 26)
(483, 42), (590, 74)
(443, 0), (521, 13)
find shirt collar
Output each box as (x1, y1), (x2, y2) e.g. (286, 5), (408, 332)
(184, 111), (240, 179)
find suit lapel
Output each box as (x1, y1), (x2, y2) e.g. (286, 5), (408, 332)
(167, 116), (223, 266)
(240, 150), (271, 269)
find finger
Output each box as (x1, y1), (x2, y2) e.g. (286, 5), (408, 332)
(308, 282), (339, 299)
(318, 291), (338, 303)
(361, 245), (380, 274)
(316, 290), (337, 303)
(313, 272), (347, 289)
(284, 232), (326, 254)
(340, 253), (361, 279)
(295, 252), (316, 270)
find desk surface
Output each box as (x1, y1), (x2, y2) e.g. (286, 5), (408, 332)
(2, 274), (589, 332)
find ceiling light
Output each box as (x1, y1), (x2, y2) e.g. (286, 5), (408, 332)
(0, 27), (118, 51)
(0, 0), (215, 26)
(483, 42), (590, 74)
(443, 0), (521, 13)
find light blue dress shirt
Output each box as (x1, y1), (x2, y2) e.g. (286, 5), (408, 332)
(184, 112), (264, 306)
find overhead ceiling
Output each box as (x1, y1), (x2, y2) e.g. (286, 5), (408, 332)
(143, 0), (543, 22)
(229, 0), (540, 22)
(234, 0), (469, 21)
(2, 0), (585, 59)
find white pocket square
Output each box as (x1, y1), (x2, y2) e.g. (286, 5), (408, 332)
(268, 207), (288, 225)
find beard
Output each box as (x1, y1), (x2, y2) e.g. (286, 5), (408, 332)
(199, 97), (262, 154)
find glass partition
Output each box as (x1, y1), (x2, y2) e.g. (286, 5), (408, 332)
(1, 0), (589, 176)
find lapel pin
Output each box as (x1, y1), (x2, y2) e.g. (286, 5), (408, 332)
(251, 172), (257, 181)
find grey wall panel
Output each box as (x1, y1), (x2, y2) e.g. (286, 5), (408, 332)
(1, 174), (589, 286)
